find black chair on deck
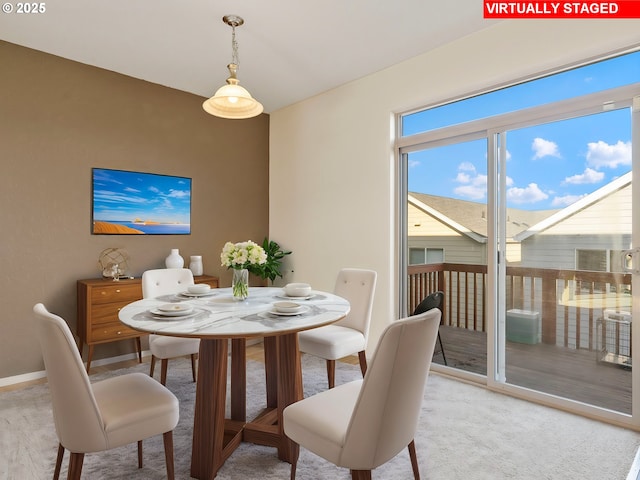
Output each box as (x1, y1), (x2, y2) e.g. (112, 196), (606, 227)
(413, 291), (447, 365)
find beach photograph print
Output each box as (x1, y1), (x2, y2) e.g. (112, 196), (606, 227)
(92, 168), (192, 235)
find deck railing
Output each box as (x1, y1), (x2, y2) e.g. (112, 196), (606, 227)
(408, 263), (632, 353)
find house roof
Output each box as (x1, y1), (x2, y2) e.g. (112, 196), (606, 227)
(513, 172), (632, 241)
(409, 192), (560, 242)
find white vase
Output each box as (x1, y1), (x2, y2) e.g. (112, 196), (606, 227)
(189, 255), (203, 276)
(165, 249), (184, 268)
(232, 268), (249, 300)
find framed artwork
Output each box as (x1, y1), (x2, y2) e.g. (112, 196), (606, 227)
(92, 168), (191, 235)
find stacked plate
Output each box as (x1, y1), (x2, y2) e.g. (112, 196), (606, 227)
(271, 301), (307, 316)
(150, 303), (195, 317)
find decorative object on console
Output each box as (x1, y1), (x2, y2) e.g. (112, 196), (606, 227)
(165, 249), (184, 268)
(202, 15), (263, 120)
(189, 255), (203, 276)
(220, 240), (267, 300)
(98, 247), (131, 281)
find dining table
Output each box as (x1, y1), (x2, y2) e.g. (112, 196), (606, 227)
(118, 285), (350, 479)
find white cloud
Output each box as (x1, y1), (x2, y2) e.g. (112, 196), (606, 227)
(458, 162), (476, 172)
(551, 194), (588, 207)
(455, 172), (471, 183)
(408, 159), (420, 168)
(532, 137), (561, 160)
(586, 140), (631, 169)
(453, 163), (486, 200)
(563, 167), (605, 185)
(454, 180), (486, 200)
(506, 183), (549, 204)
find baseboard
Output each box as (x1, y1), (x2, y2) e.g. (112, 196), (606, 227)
(626, 445), (640, 480)
(0, 350), (151, 388)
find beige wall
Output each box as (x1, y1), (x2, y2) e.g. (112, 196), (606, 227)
(0, 41), (270, 379)
(269, 20), (640, 355)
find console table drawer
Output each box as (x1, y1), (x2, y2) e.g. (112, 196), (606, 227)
(90, 283), (142, 304)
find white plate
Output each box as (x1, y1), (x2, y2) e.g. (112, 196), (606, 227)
(149, 309), (200, 320)
(154, 304), (194, 316)
(275, 294), (315, 301)
(179, 291), (217, 298)
(273, 301), (305, 314)
(268, 305), (309, 316)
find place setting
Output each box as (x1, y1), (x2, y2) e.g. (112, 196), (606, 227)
(176, 283), (217, 299)
(275, 282), (319, 301)
(135, 303), (206, 321)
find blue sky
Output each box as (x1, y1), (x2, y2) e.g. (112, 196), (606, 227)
(405, 50), (638, 210)
(93, 168), (191, 223)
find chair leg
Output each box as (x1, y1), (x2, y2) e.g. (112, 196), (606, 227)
(53, 443), (64, 480)
(290, 457), (298, 480)
(160, 359), (169, 386)
(190, 353), (197, 383)
(163, 431), (175, 480)
(137, 440), (143, 468)
(357, 350), (368, 376)
(67, 452), (84, 480)
(149, 355), (157, 378)
(326, 359), (336, 389)
(437, 331), (447, 366)
(351, 470), (372, 479)
(408, 440), (421, 480)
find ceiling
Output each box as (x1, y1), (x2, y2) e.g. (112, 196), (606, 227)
(0, 1), (498, 113)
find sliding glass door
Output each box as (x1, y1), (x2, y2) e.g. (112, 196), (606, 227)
(405, 137), (489, 375)
(500, 108), (633, 414)
(399, 80), (639, 426)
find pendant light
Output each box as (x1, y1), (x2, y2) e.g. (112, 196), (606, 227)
(202, 15), (263, 119)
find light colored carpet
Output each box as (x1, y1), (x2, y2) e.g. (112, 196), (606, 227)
(2, 354), (640, 479)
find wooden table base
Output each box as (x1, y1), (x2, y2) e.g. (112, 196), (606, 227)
(190, 334), (302, 479)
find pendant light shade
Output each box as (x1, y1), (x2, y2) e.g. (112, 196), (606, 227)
(203, 15), (263, 119)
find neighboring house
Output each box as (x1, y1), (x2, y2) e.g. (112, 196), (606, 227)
(408, 192), (558, 265)
(514, 172), (632, 272)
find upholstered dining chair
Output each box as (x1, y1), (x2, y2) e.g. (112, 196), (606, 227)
(33, 303), (179, 480)
(284, 307), (441, 480)
(298, 268), (377, 388)
(142, 268), (200, 385)
(413, 291), (447, 365)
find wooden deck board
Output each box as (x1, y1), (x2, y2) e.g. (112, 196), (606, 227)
(436, 326), (632, 414)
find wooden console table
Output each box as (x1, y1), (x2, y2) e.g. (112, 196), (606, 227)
(77, 274), (218, 373)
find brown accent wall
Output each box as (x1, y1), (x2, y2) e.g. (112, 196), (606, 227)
(0, 41), (270, 379)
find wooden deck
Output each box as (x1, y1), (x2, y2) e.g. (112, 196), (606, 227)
(436, 326), (632, 414)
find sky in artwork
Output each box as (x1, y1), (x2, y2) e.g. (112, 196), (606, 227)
(404, 50), (638, 210)
(92, 168), (191, 224)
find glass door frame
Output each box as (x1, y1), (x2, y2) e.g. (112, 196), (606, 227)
(397, 84), (640, 429)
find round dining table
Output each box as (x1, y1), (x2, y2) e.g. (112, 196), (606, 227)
(119, 286), (350, 480)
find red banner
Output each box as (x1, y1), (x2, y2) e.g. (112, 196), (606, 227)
(484, 1), (640, 18)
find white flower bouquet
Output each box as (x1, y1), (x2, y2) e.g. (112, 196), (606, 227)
(220, 240), (267, 270)
(220, 240), (267, 299)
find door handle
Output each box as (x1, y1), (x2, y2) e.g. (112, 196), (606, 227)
(621, 248), (640, 274)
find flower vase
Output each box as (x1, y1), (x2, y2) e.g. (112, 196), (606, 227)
(232, 268), (249, 300)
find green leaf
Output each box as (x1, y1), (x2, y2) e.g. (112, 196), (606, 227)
(248, 237), (292, 282)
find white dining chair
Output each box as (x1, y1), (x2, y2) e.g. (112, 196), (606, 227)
(33, 303), (179, 480)
(298, 268), (377, 388)
(142, 268), (200, 385)
(284, 307), (442, 480)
